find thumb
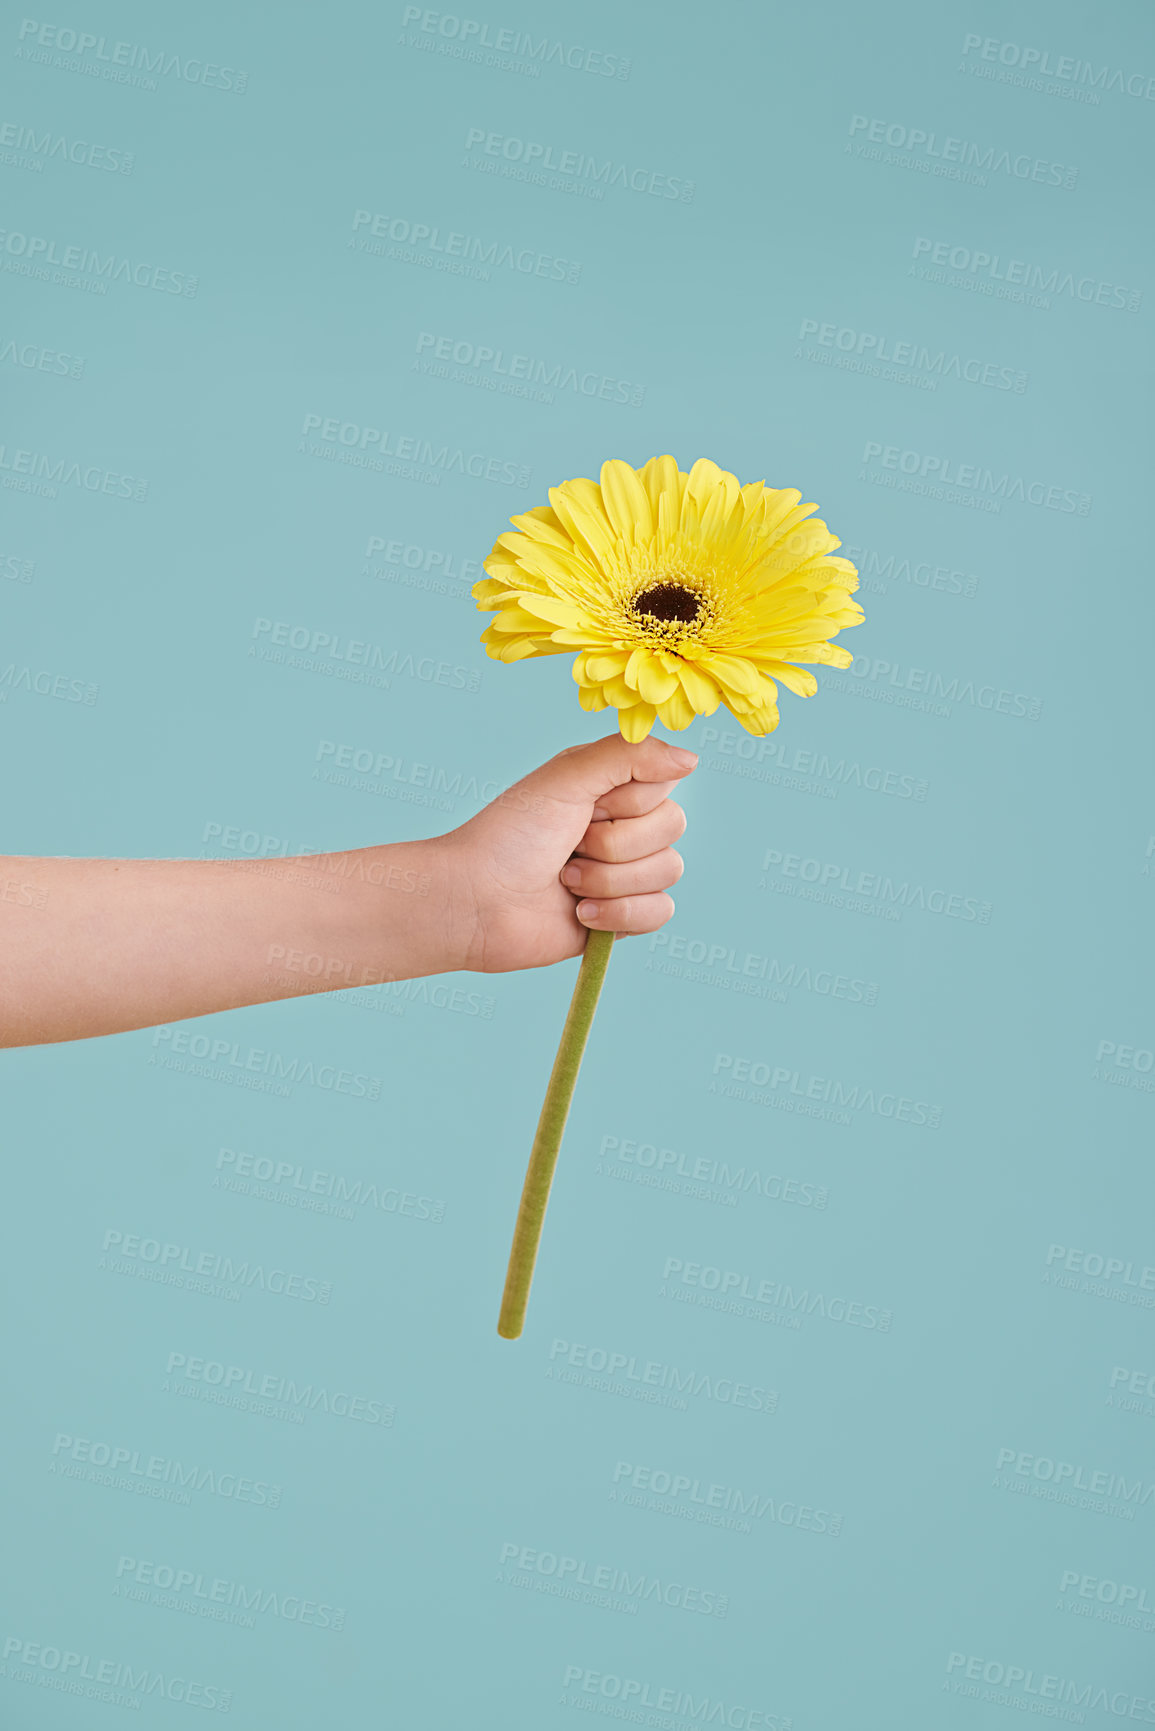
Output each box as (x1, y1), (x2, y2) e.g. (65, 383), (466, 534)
(526, 733), (698, 812)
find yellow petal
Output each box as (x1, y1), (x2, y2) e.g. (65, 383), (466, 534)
(734, 703), (780, 737)
(514, 592), (584, 629)
(548, 627), (606, 647)
(762, 501), (820, 550)
(599, 459), (654, 543)
(694, 652), (762, 696)
(493, 605), (557, 633)
(584, 650), (632, 681)
(738, 480), (767, 521)
(508, 506), (573, 550)
(482, 549), (524, 579)
(776, 520), (838, 563)
(632, 653), (680, 705)
(618, 701), (657, 743)
(601, 672), (638, 706)
(746, 659), (817, 698)
(750, 487), (802, 537)
(679, 458), (725, 536)
(548, 477), (618, 567)
(684, 457), (729, 507)
(637, 455), (683, 524)
(512, 542), (588, 586)
(656, 685), (696, 730)
(675, 660), (723, 714)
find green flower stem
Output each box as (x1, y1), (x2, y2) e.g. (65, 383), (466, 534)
(498, 926), (616, 1340)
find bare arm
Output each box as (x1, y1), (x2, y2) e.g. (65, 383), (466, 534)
(0, 735), (696, 1049)
(0, 839), (452, 1048)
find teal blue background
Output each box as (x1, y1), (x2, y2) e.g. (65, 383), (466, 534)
(3, 0), (1154, 1724)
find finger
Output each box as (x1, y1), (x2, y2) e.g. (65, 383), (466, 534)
(589, 777), (681, 822)
(561, 846), (684, 901)
(525, 734), (697, 817)
(574, 891), (676, 935)
(576, 799), (686, 864)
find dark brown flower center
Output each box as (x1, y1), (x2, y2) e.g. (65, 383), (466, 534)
(630, 581), (702, 626)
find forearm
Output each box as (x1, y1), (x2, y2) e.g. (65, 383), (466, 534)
(0, 840), (458, 1048)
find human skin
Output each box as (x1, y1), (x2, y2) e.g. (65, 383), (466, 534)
(0, 734), (696, 1049)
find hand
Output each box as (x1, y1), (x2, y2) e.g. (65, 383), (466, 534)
(437, 734), (698, 974)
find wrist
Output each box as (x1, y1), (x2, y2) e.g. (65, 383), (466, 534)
(329, 835), (467, 985)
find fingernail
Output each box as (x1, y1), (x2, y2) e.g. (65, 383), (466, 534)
(560, 863), (581, 886)
(592, 804), (611, 821)
(577, 900), (600, 921)
(668, 745), (698, 767)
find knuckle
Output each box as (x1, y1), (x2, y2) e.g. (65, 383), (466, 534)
(664, 799), (687, 838)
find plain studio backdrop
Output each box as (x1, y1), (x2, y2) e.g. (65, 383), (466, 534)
(1, 0), (1152, 1725)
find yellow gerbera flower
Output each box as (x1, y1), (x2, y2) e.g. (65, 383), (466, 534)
(471, 456), (864, 743)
